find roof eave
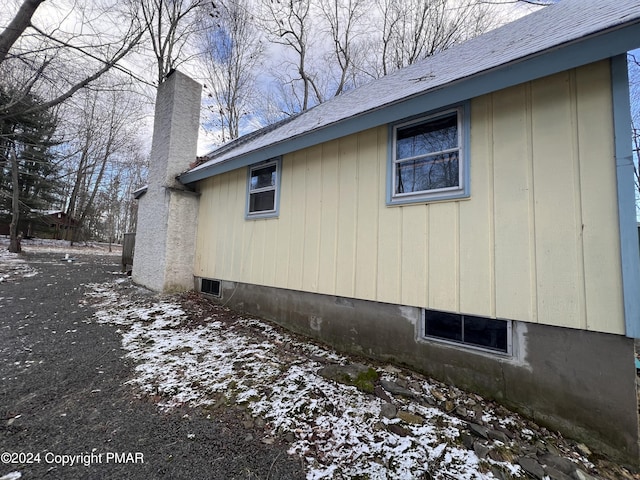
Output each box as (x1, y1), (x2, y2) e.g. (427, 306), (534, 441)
(133, 185), (148, 199)
(179, 20), (640, 186)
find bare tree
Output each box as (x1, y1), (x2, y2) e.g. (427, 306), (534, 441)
(0, 1), (146, 121)
(259, 0), (322, 112)
(8, 145), (20, 252)
(138, 0), (209, 85)
(0, 0), (146, 251)
(116, 144), (148, 236)
(59, 84), (144, 243)
(0, 0), (45, 66)
(480, 0), (556, 5)
(251, 0), (498, 117)
(201, 0), (264, 142)
(317, 0), (368, 97)
(89, 141), (147, 246)
(370, 0), (497, 77)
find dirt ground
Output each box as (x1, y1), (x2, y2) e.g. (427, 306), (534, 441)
(0, 250), (304, 480)
(2, 243), (639, 480)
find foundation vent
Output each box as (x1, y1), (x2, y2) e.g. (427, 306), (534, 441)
(201, 278), (221, 297)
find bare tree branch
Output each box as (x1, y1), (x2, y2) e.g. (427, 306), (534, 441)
(318, 0), (367, 97)
(28, 24), (155, 87)
(259, 0), (319, 111)
(0, 0), (46, 65)
(200, 0), (264, 142)
(477, 0), (554, 5)
(0, 28), (145, 121)
(138, 0), (208, 85)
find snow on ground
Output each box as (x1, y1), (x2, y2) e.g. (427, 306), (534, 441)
(0, 237), (121, 282)
(0, 236), (121, 256)
(0, 472), (22, 480)
(0, 249), (38, 283)
(86, 281), (532, 479)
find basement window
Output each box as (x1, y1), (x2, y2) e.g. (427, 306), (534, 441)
(422, 309), (511, 354)
(200, 278), (221, 297)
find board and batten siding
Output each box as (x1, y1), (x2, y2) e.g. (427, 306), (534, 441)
(194, 59), (624, 335)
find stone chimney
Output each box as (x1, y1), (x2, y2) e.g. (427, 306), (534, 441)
(132, 70), (202, 292)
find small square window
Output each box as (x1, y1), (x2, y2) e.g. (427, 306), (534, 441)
(247, 158), (281, 219)
(423, 309), (511, 354)
(388, 106), (469, 205)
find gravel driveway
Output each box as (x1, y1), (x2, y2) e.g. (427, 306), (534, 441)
(0, 251), (304, 480)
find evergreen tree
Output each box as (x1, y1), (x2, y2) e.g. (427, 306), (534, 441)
(0, 87), (60, 251)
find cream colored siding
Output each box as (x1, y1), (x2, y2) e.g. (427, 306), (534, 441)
(400, 206), (427, 307)
(460, 95), (495, 318)
(531, 71), (584, 329)
(575, 62), (623, 332)
(355, 129), (380, 300)
(194, 60), (625, 335)
(335, 136), (359, 296)
(490, 84), (536, 322)
(318, 142), (339, 294)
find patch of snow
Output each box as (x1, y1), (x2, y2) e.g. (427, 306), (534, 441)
(0, 249), (38, 282)
(0, 236), (121, 256)
(86, 282), (528, 479)
(521, 428), (535, 440)
(0, 472), (22, 480)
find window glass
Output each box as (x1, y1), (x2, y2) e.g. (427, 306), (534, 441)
(464, 316), (508, 352)
(424, 310), (463, 342)
(395, 152), (459, 193)
(247, 159), (280, 218)
(389, 107), (466, 204)
(396, 114), (457, 159)
(250, 164), (276, 190)
(249, 190), (275, 212)
(424, 309), (510, 354)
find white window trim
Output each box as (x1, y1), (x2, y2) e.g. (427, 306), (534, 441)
(246, 157), (281, 219)
(387, 104), (470, 205)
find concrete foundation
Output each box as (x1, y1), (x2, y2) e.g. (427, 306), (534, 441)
(132, 71), (202, 292)
(209, 278), (640, 464)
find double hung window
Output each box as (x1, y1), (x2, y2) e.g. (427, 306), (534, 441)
(247, 158), (280, 218)
(390, 106), (468, 204)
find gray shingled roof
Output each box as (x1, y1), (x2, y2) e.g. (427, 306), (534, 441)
(182, 0), (640, 183)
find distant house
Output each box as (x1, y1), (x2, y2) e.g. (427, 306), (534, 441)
(0, 210), (78, 239)
(132, 0), (640, 464)
(30, 210), (79, 239)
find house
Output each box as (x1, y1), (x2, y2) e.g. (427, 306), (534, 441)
(31, 210), (79, 239)
(0, 210), (78, 239)
(132, 0), (640, 464)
